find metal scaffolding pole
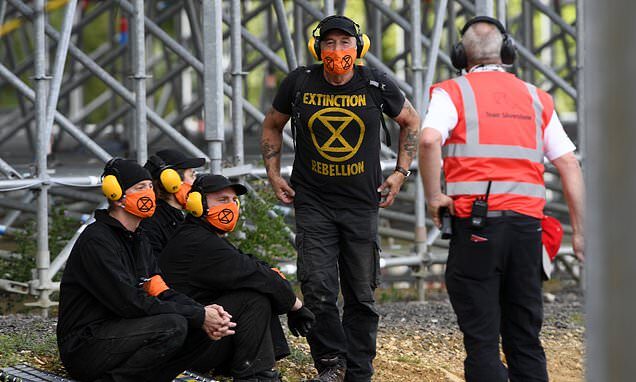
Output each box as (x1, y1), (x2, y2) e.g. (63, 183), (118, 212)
(203, 0), (224, 174)
(230, 0), (244, 167)
(410, 0), (427, 302)
(293, 2), (305, 67)
(585, 0), (636, 379)
(132, 0), (147, 163)
(475, 0), (494, 17)
(324, 0), (334, 16)
(273, 0), (298, 71)
(44, 0), (77, 145)
(33, 0), (53, 314)
(576, 0), (585, 161)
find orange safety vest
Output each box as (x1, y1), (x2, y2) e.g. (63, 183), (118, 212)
(430, 71), (554, 219)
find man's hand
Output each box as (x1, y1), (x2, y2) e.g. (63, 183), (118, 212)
(202, 304), (236, 340)
(428, 193), (455, 228)
(572, 231), (584, 262)
(287, 305), (315, 337)
(270, 176), (295, 204)
(378, 172), (406, 208)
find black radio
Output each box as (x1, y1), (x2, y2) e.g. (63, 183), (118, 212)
(440, 207), (453, 239)
(470, 181), (492, 229)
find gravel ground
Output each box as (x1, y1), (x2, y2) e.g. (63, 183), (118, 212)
(0, 288), (584, 381)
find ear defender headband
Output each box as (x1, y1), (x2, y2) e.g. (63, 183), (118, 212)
(101, 157), (123, 201)
(185, 183), (207, 218)
(308, 15), (371, 61)
(450, 15), (516, 71)
(147, 155), (182, 193)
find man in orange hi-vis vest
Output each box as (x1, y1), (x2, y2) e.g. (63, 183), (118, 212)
(418, 16), (584, 382)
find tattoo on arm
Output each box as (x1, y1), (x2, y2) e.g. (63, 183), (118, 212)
(261, 140), (280, 161)
(404, 130), (418, 159)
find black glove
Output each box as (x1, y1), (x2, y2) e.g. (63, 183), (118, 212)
(287, 305), (315, 337)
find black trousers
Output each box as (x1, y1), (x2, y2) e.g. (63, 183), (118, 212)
(59, 290), (275, 381)
(446, 216), (548, 382)
(295, 204), (380, 382)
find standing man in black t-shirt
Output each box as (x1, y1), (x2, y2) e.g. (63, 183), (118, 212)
(260, 15), (420, 382)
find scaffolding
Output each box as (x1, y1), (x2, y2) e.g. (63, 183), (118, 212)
(0, 0), (582, 312)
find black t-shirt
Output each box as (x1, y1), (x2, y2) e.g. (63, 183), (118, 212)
(272, 64), (405, 208)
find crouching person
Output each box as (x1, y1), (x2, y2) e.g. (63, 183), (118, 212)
(160, 174), (315, 382)
(57, 159), (236, 382)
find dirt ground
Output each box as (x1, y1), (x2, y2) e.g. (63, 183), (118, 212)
(277, 288), (585, 382)
(277, 324), (584, 382)
(0, 288), (584, 382)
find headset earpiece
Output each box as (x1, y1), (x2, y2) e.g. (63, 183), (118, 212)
(308, 36), (319, 61)
(102, 174), (123, 201)
(160, 168), (181, 193)
(148, 155), (182, 194)
(451, 41), (468, 71)
(185, 190), (206, 217)
(358, 33), (370, 58)
(101, 157), (123, 200)
(500, 34), (516, 65)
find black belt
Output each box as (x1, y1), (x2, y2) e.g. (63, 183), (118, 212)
(486, 210), (527, 218)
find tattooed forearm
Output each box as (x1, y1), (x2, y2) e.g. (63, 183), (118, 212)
(403, 130), (418, 160)
(261, 140), (280, 161)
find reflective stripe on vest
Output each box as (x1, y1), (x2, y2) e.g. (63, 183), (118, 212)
(442, 76), (545, 163)
(446, 181), (546, 199)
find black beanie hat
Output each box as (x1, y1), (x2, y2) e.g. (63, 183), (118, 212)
(103, 158), (152, 192)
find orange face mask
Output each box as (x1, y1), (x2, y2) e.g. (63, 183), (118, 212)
(123, 188), (156, 218)
(205, 199), (240, 233)
(174, 182), (192, 209)
(321, 47), (357, 75)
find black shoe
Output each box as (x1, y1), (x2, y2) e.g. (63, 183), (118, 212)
(234, 369), (282, 382)
(305, 357), (346, 382)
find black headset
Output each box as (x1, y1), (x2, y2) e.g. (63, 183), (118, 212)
(308, 15), (370, 60)
(450, 16), (516, 71)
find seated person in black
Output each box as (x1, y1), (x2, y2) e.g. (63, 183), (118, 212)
(141, 149), (205, 258)
(160, 174), (315, 382)
(57, 158), (236, 382)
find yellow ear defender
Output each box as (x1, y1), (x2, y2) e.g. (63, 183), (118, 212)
(359, 34), (371, 58)
(185, 191), (205, 217)
(308, 16), (371, 61)
(159, 168), (182, 193)
(148, 155), (182, 193)
(102, 174), (123, 201)
(101, 158), (123, 200)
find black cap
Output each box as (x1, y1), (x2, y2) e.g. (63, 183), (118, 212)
(318, 16), (358, 37)
(192, 174), (248, 196)
(144, 149), (206, 178)
(105, 159), (152, 192)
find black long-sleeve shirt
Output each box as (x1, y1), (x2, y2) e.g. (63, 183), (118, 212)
(139, 199), (185, 259)
(57, 210), (204, 344)
(159, 215), (296, 315)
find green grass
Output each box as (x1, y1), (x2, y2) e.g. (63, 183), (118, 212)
(0, 326), (63, 372)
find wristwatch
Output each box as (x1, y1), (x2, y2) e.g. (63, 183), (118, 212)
(394, 166), (411, 177)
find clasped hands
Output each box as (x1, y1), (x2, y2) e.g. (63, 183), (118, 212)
(202, 304), (236, 341)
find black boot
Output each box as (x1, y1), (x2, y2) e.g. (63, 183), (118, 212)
(305, 356), (346, 382)
(234, 369), (282, 382)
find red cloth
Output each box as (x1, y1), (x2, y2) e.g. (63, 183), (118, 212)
(542, 215), (563, 262)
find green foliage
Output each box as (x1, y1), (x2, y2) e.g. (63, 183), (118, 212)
(0, 207), (79, 282)
(229, 180), (295, 267)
